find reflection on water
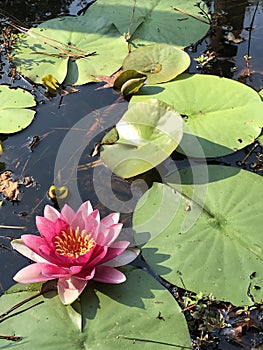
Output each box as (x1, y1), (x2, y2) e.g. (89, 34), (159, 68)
(204, 0), (263, 89)
(209, 0), (247, 56)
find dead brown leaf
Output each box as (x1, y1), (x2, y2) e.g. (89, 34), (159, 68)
(60, 86), (80, 96)
(0, 171), (20, 201)
(93, 69), (123, 90)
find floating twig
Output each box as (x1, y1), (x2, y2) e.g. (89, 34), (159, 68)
(0, 225), (26, 230)
(242, 1), (259, 77)
(78, 159), (103, 171)
(247, 1), (259, 59)
(241, 142), (258, 165)
(119, 335), (192, 349)
(10, 22), (96, 59)
(31, 50), (96, 59)
(172, 6), (210, 25)
(0, 333), (22, 341)
(0, 301), (44, 323)
(0, 283), (56, 323)
(0, 291), (42, 320)
(0, 244), (12, 251)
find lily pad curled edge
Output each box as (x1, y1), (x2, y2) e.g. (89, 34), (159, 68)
(100, 99), (183, 178)
(113, 69), (147, 95)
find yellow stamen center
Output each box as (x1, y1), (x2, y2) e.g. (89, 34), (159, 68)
(54, 227), (95, 258)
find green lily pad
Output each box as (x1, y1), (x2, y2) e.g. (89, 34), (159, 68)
(113, 70), (147, 95)
(123, 44), (191, 84)
(132, 74), (263, 158)
(0, 269), (191, 349)
(133, 166), (263, 305)
(13, 16), (128, 85)
(0, 85), (36, 133)
(100, 99), (183, 178)
(130, 0), (210, 48)
(85, 0), (210, 49)
(85, 0), (153, 37)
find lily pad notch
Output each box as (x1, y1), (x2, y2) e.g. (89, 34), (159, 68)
(0, 85), (36, 134)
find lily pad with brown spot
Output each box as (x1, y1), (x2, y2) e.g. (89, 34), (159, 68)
(123, 44), (190, 84)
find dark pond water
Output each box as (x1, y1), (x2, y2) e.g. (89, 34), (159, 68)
(0, 1), (263, 347)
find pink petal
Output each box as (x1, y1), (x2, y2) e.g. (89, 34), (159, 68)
(74, 266), (95, 280)
(57, 277), (87, 304)
(36, 217), (68, 245)
(95, 228), (109, 246)
(100, 213), (120, 229)
(37, 243), (95, 269)
(36, 216), (56, 241)
(44, 205), (60, 222)
(42, 264), (71, 278)
(61, 204), (76, 225)
(75, 201), (93, 221)
(21, 235), (46, 255)
(38, 242), (100, 270)
(94, 266), (126, 284)
(16, 237), (72, 269)
(103, 248), (140, 267)
(110, 241), (130, 249)
(38, 244), (75, 267)
(18, 241), (71, 268)
(11, 239), (49, 263)
(69, 266), (85, 275)
(96, 223), (123, 246)
(70, 248), (97, 266)
(82, 211), (100, 240)
(98, 241), (129, 265)
(13, 263), (54, 283)
(88, 245), (108, 266)
(54, 218), (69, 236)
(71, 206), (98, 232)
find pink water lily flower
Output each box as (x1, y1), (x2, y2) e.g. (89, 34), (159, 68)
(12, 201), (139, 305)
